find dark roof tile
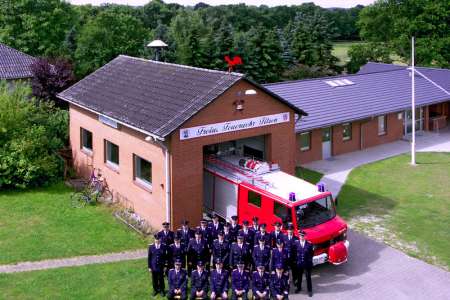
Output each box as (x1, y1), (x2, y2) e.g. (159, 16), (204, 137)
(0, 43), (35, 79)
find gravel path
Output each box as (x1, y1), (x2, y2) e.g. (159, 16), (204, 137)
(0, 249), (147, 274)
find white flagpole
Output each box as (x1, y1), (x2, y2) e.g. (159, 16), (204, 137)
(411, 36), (416, 165)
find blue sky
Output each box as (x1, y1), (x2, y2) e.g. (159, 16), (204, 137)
(69, 0), (375, 8)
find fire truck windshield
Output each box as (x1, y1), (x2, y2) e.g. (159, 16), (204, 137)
(295, 195), (336, 229)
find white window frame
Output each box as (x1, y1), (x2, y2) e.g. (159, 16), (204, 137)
(342, 123), (352, 141)
(378, 115), (387, 135)
(300, 132), (311, 151)
(133, 154), (152, 189)
(105, 140), (119, 170)
(80, 128), (93, 154)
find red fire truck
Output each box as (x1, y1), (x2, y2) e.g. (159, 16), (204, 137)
(203, 155), (349, 266)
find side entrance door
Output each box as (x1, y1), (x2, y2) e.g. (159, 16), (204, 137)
(322, 127), (332, 160)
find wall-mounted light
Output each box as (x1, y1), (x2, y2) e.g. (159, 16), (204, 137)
(234, 99), (245, 111)
(245, 89), (257, 95)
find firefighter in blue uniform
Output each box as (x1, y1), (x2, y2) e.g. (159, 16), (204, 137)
(254, 223), (271, 246)
(270, 264), (290, 300)
(252, 263), (270, 300)
(198, 219), (212, 247)
(210, 258), (229, 299)
(209, 213), (224, 241)
(252, 237), (271, 271)
(283, 224), (298, 285)
(295, 230), (313, 297)
(231, 261), (250, 300)
(157, 221), (175, 246)
(212, 230), (230, 270)
(251, 216), (259, 233)
(270, 222), (285, 248)
(168, 232), (187, 270)
(148, 234), (167, 296)
(167, 258), (187, 300)
(177, 220), (194, 246)
(223, 223), (234, 244)
(187, 230), (209, 276)
(190, 261), (209, 300)
(271, 239), (289, 272)
(229, 216), (241, 242)
(230, 234), (250, 270)
(238, 220), (255, 249)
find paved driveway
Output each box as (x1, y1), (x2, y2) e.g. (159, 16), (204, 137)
(291, 230), (450, 300)
(304, 129), (450, 197)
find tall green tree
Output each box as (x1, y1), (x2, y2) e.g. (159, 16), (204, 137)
(74, 10), (148, 76)
(286, 10), (337, 67)
(0, 0), (76, 57)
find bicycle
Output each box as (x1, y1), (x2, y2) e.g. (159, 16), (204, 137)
(71, 168), (113, 208)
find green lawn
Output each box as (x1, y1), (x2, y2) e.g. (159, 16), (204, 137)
(296, 167), (323, 184)
(338, 153), (450, 270)
(332, 41), (363, 66)
(0, 259), (165, 299)
(0, 182), (147, 265)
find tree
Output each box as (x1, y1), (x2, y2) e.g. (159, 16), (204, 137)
(0, 0), (76, 57)
(287, 10), (338, 67)
(0, 82), (68, 189)
(30, 58), (75, 107)
(346, 42), (392, 73)
(358, 0), (450, 67)
(74, 10), (148, 76)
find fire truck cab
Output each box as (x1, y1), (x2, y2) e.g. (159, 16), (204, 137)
(203, 154), (349, 266)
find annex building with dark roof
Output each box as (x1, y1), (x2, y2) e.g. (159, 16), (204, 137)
(0, 43), (35, 80)
(265, 62), (450, 164)
(58, 55), (306, 228)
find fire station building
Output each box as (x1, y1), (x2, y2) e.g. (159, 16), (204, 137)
(58, 55), (307, 229)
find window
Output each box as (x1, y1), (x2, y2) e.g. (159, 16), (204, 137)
(274, 202), (292, 227)
(300, 132), (311, 151)
(134, 155), (152, 187)
(248, 191), (261, 207)
(80, 128), (93, 152)
(342, 123), (352, 141)
(378, 115), (387, 135)
(105, 140), (119, 168)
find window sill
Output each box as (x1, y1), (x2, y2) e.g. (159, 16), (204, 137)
(105, 161), (120, 173)
(81, 147), (93, 157)
(300, 147), (311, 152)
(378, 132), (387, 136)
(343, 138), (352, 142)
(134, 178), (153, 193)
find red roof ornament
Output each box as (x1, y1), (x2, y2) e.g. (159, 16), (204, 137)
(224, 55), (243, 72)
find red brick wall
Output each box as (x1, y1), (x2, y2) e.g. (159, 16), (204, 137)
(296, 129), (322, 165)
(69, 105), (167, 230)
(332, 122), (361, 156)
(168, 80), (297, 227)
(362, 112), (403, 148)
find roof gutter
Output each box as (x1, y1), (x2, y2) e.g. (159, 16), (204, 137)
(57, 94), (165, 141)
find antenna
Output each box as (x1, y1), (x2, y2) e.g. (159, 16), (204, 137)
(147, 39), (168, 61)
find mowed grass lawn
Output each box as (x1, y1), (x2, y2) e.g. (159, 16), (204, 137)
(332, 41), (363, 66)
(0, 259), (164, 300)
(338, 152), (450, 269)
(0, 182), (147, 265)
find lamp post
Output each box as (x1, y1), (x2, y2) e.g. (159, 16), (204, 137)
(147, 39), (168, 61)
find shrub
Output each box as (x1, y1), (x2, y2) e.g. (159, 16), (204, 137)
(0, 81), (68, 189)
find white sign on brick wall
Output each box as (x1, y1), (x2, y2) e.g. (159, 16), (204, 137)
(180, 112), (290, 140)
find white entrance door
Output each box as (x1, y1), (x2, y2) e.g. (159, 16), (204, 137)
(322, 127), (332, 160)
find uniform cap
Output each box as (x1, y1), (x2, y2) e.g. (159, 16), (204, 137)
(237, 234), (244, 240)
(195, 229), (202, 235)
(175, 258), (182, 265)
(276, 239), (284, 245)
(231, 215), (238, 221)
(252, 216), (259, 222)
(274, 221), (282, 227)
(287, 223), (294, 230)
(242, 220), (249, 226)
(299, 230), (306, 237)
(174, 233), (181, 240)
(200, 219), (208, 224)
(154, 234), (161, 240)
(162, 222), (170, 226)
(215, 258), (223, 264)
(257, 263), (265, 269)
(218, 230), (224, 236)
(237, 260), (245, 266)
(275, 263), (284, 270)
(197, 261), (204, 267)
(260, 223), (267, 229)
(258, 236), (266, 242)
(224, 222), (231, 228)
(181, 220), (189, 225)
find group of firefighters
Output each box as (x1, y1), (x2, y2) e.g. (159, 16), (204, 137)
(148, 214), (314, 299)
